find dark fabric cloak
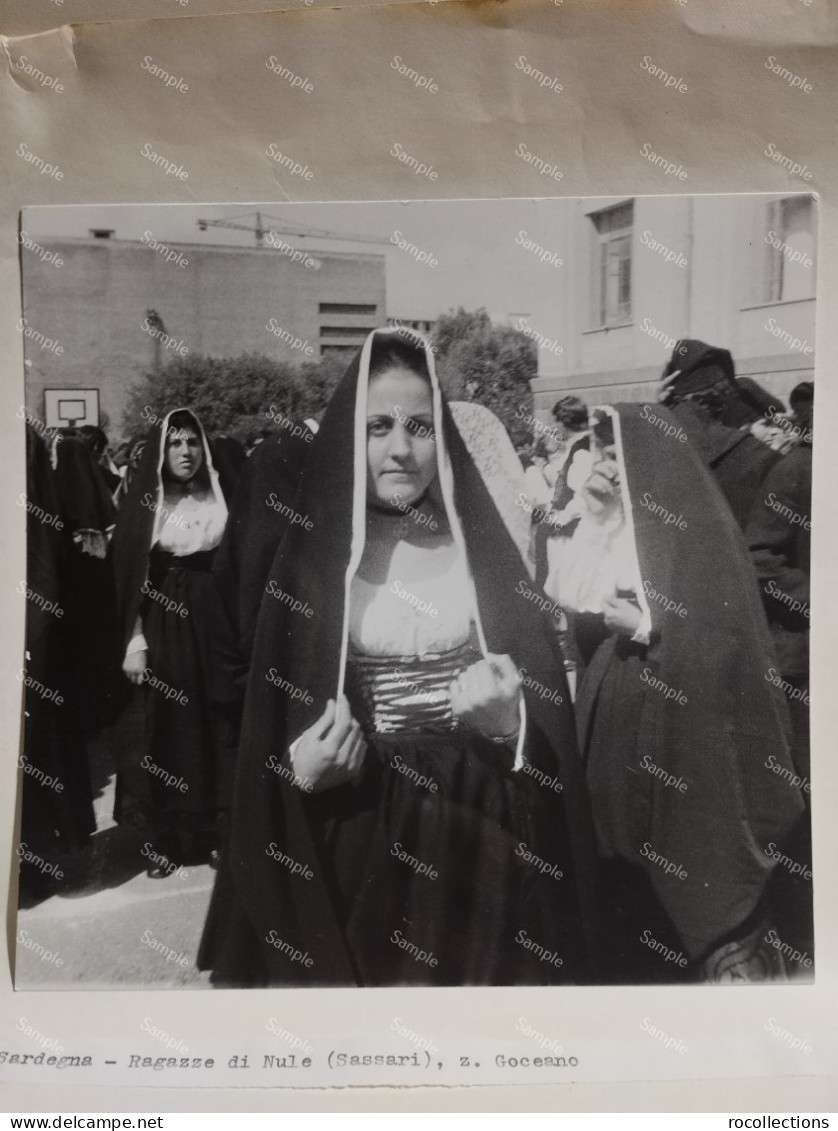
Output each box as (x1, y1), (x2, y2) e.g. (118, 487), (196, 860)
(199, 329), (598, 987)
(575, 404), (805, 967)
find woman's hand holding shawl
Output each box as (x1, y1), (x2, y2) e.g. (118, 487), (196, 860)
(290, 695), (367, 793)
(123, 649), (147, 685)
(449, 654), (522, 744)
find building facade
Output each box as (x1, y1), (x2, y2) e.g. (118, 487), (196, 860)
(20, 233), (386, 437)
(526, 193), (816, 414)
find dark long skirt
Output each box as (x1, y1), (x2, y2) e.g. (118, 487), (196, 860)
(115, 547), (223, 831)
(201, 727), (585, 987)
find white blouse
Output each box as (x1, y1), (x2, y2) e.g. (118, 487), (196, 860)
(154, 492), (227, 556)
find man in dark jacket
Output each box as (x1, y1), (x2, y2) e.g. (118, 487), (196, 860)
(657, 339), (781, 529)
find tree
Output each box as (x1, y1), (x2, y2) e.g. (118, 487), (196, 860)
(432, 308), (537, 447)
(121, 351), (345, 444)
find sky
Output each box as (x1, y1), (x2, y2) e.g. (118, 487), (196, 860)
(21, 197), (598, 322)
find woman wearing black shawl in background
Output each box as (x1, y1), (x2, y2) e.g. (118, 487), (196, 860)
(200, 329), (597, 987)
(112, 410), (233, 875)
(553, 405), (806, 982)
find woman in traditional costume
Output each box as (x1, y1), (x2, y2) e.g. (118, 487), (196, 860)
(553, 405), (807, 982)
(112, 409), (231, 876)
(200, 329), (596, 986)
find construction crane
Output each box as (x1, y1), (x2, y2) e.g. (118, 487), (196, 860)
(196, 210), (392, 249)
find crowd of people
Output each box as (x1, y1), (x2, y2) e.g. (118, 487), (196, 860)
(18, 329), (813, 987)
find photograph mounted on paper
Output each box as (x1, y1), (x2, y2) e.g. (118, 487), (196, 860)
(13, 194), (815, 989)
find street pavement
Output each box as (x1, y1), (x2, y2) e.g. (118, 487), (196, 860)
(15, 758), (215, 990)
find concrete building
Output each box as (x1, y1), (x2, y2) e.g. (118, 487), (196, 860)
(20, 232), (386, 438)
(527, 193), (817, 415)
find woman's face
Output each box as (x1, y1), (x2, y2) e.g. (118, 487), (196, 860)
(583, 444), (621, 517)
(366, 366), (437, 507)
(165, 425), (203, 482)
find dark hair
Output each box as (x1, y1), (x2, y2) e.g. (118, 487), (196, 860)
(590, 409), (614, 449)
(369, 332), (430, 383)
(552, 395), (588, 432)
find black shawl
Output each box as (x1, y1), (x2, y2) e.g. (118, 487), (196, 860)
(203, 329), (597, 985)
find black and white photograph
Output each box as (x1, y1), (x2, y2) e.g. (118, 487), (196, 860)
(14, 193), (815, 992)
